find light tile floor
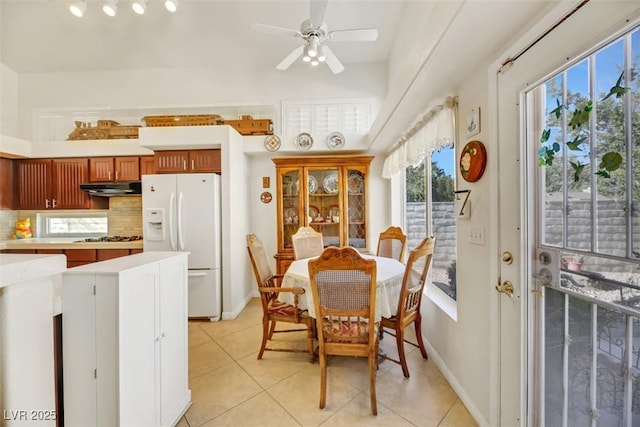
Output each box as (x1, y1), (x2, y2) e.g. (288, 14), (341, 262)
(177, 298), (477, 427)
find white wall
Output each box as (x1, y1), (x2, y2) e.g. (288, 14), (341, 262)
(0, 64), (18, 138)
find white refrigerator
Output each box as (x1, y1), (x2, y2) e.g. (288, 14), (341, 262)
(142, 173), (222, 321)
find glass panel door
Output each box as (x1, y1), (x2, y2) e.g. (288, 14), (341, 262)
(281, 169), (300, 250)
(346, 167), (366, 249)
(307, 167), (340, 248)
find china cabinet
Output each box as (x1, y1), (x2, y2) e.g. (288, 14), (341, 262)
(272, 155), (373, 274)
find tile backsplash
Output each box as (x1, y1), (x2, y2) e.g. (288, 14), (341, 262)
(0, 196), (142, 240)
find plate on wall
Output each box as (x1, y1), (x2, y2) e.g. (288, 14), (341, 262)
(460, 140), (487, 182)
(326, 132), (345, 150)
(322, 172), (339, 194)
(295, 133), (313, 151)
(264, 135), (281, 152)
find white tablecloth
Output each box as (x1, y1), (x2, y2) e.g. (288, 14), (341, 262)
(280, 254), (406, 321)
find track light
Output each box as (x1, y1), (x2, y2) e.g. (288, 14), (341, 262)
(102, 0), (117, 16)
(165, 0), (178, 12)
(68, 0), (87, 17)
(318, 45), (327, 62)
(132, 0), (147, 15)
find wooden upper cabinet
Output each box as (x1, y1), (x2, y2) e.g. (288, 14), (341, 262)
(15, 158), (91, 209)
(140, 156), (156, 176)
(0, 157), (14, 209)
(89, 157), (140, 182)
(14, 159), (53, 210)
(154, 150), (221, 173)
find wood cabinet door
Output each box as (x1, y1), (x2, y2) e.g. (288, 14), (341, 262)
(139, 156), (156, 176)
(89, 158), (114, 182)
(52, 158), (91, 209)
(114, 157), (140, 181)
(155, 151), (188, 173)
(189, 149), (221, 172)
(0, 157), (14, 209)
(15, 159), (52, 209)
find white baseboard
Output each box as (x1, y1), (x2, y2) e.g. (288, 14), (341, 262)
(221, 293), (254, 320)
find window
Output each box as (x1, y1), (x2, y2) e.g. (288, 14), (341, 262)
(534, 24), (640, 309)
(282, 98), (373, 134)
(38, 212), (108, 238)
(405, 145), (457, 300)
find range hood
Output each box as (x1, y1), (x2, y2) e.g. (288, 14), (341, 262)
(80, 181), (142, 196)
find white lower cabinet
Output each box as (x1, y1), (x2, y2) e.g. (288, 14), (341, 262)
(62, 252), (191, 426)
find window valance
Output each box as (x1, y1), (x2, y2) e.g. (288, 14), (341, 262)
(382, 96), (457, 179)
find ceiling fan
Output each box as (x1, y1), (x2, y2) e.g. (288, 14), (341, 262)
(251, 0), (378, 74)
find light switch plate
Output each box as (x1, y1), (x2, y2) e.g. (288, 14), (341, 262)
(469, 226), (485, 245)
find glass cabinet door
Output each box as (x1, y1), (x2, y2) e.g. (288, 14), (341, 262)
(306, 167), (341, 248)
(346, 167), (366, 249)
(280, 168), (301, 250)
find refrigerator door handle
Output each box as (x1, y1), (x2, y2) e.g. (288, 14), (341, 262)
(188, 272), (207, 277)
(169, 192), (177, 251)
(177, 191), (185, 251)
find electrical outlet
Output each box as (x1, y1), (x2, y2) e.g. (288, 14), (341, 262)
(469, 226), (485, 245)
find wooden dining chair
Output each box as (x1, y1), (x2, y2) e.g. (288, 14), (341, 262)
(380, 236), (436, 377)
(292, 226), (324, 260)
(376, 226), (407, 263)
(308, 247), (379, 415)
(246, 234), (315, 362)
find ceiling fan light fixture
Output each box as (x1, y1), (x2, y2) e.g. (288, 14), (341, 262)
(302, 55), (311, 63)
(68, 0), (86, 17)
(102, 0), (118, 17)
(317, 45), (327, 62)
(132, 0), (147, 15)
(306, 36), (320, 58)
(311, 60), (320, 67)
(165, 0), (179, 13)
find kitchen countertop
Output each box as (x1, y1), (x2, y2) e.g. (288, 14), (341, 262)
(64, 251), (188, 274)
(0, 238), (143, 250)
(0, 253), (67, 288)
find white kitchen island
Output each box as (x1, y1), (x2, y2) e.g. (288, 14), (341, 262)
(62, 251), (191, 427)
(0, 253), (67, 426)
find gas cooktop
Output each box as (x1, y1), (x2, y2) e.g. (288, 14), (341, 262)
(75, 235), (143, 243)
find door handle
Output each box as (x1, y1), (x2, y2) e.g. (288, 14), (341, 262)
(496, 280), (514, 297)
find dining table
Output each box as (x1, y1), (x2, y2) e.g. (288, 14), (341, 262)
(279, 254), (406, 321)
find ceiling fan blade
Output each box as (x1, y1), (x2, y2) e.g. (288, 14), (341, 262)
(322, 45), (344, 74)
(310, 0), (328, 28)
(329, 28), (378, 42)
(251, 23), (302, 38)
(276, 46), (304, 71)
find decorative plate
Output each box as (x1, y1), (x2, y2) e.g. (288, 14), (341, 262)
(295, 132), (313, 151)
(326, 204), (340, 217)
(308, 175), (318, 194)
(308, 205), (320, 221)
(263, 135), (281, 152)
(326, 132), (345, 150)
(460, 140), (487, 182)
(347, 171), (364, 194)
(260, 191), (272, 203)
(322, 172), (339, 194)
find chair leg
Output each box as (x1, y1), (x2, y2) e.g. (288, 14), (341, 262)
(396, 326), (410, 378)
(268, 320), (276, 339)
(306, 325), (315, 362)
(258, 317), (270, 360)
(414, 314), (429, 360)
(319, 353), (327, 409)
(369, 348), (378, 415)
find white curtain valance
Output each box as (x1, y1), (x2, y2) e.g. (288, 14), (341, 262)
(382, 96), (457, 179)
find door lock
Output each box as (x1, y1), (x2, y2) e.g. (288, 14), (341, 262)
(496, 280), (514, 297)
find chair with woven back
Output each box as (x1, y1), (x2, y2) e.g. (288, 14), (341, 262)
(376, 226), (408, 263)
(292, 226), (324, 260)
(246, 233), (315, 362)
(308, 246), (379, 415)
(380, 236), (436, 377)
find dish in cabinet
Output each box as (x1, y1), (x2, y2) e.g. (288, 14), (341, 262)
(284, 207), (298, 224)
(295, 176), (318, 194)
(322, 172), (339, 194)
(347, 171), (364, 194)
(308, 205), (320, 221)
(295, 133), (313, 151)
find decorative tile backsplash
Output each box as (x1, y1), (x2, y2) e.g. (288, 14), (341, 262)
(0, 197), (142, 240)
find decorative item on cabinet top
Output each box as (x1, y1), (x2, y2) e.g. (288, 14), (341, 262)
(140, 114), (273, 135)
(67, 120), (141, 140)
